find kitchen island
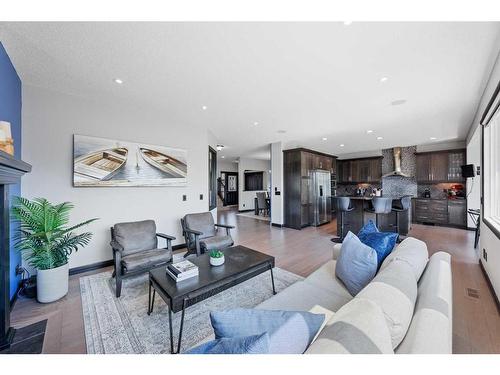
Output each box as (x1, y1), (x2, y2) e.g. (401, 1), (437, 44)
(334, 196), (412, 236)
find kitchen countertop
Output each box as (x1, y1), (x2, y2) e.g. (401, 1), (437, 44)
(334, 196), (405, 200)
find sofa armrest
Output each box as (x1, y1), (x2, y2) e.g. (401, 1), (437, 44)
(332, 244), (342, 260)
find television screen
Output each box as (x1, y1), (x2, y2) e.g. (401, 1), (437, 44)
(461, 164), (475, 178)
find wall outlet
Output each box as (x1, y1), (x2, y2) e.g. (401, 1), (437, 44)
(182, 195), (187, 201)
(483, 248), (488, 262)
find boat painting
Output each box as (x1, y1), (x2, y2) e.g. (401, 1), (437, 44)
(139, 148), (187, 178)
(74, 148), (128, 181)
(73, 134), (187, 187)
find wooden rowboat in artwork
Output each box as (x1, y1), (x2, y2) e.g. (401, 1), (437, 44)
(74, 148), (128, 181)
(139, 148), (187, 178)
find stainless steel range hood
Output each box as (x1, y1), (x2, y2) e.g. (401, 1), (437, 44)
(382, 147), (410, 178)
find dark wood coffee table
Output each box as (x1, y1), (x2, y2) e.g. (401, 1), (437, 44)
(147, 245), (276, 353)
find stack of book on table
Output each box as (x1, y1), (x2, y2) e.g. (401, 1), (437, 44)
(166, 260), (199, 282)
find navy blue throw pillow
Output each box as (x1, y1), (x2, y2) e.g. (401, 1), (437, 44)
(358, 220), (398, 267)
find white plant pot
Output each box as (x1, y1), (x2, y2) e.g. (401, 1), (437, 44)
(210, 255), (225, 266)
(37, 263), (69, 303)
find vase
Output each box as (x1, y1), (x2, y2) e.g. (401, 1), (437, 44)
(36, 263), (69, 303)
(210, 255), (225, 266)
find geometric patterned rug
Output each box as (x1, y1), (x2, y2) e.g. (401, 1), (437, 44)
(80, 267), (302, 354)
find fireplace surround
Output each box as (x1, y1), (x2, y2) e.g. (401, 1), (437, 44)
(0, 149), (31, 351)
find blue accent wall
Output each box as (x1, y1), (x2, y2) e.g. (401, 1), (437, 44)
(0, 42), (22, 300)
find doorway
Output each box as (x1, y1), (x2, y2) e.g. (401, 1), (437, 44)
(222, 171), (238, 206)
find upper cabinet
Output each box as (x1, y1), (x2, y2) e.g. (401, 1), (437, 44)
(337, 157), (382, 183)
(415, 149), (466, 183)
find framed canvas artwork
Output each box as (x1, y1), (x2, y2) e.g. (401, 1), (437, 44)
(73, 134), (187, 187)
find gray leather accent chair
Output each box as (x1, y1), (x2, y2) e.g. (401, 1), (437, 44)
(110, 220), (175, 297)
(181, 212), (234, 257)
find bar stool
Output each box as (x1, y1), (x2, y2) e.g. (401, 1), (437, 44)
(331, 197), (355, 243)
(364, 197), (393, 228)
(392, 196), (412, 240)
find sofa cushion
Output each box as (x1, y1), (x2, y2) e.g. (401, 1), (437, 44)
(113, 220), (158, 255)
(210, 309), (324, 354)
(396, 252), (452, 354)
(380, 237), (429, 281)
(200, 235), (233, 251)
(304, 260), (353, 301)
(305, 298), (394, 354)
(256, 280), (350, 314)
(356, 259), (417, 348)
(184, 212), (216, 239)
(121, 248), (172, 272)
(335, 232), (378, 296)
(357, 219), (379, 236)
(186, 333), (270, 354)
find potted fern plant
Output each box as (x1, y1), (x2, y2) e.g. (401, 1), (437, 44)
(12, 197), (97, 303)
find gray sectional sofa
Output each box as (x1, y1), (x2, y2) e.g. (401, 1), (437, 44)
(256, 236), (452, 354)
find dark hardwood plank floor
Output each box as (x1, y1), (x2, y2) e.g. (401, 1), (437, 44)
(9, 207), (500, 353)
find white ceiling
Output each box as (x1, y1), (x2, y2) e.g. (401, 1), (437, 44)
(1, 22), (499, 160)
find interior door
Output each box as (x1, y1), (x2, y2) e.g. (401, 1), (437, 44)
(224, 172), (238, 206)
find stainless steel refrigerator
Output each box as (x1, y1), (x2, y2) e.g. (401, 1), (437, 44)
(310, 170), (332, 226)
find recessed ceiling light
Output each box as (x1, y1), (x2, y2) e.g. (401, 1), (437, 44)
(367, 130), (373, 134)
(113, 78), (123, 84)
(322, 137), (328, 141)
(277, 130), (287, 134)
(216, 144), (224, 151)
(202, 105), (208, 110)
(343, 21), (352, 26)
(380, 77), (388, 83)
(254, 122), (259, 126)
(430, 137), (437, 140)
(377, 136), (383, 140)
(391, 99), (407, 106)
(221, 155), (225, 159)
(340, 144), (345, 147)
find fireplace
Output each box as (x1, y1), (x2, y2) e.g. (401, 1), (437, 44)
(0, 149), (31, 350)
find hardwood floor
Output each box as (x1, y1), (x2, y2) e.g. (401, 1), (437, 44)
(9, 208), (500, 353)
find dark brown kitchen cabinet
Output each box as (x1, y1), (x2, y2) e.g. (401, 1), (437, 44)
(416, 149), (466, 183)
(336, 157), (382, 183)
(448, 200), (467, 226)
(283, 148), (337, 229)
(412, 198), (466, 228)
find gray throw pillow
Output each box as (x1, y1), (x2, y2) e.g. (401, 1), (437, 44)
(335, 231), (378, 296)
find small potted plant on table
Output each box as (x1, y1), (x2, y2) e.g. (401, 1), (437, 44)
(12, 197), (97, 303)
(209, 249), (225, 266)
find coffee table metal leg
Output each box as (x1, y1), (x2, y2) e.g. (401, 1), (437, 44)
(151, 289), (156, 313)
(147, 280), (152, 315)
(270, 265), (276, 295)
(177, 298), (188, 354)
(168, 303), (174, 354)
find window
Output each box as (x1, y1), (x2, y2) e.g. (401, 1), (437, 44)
(483, 108), (500, 234)
(244, 171), (264, 191)
(208, 147), (217, 210)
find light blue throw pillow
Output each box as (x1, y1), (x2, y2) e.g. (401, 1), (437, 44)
(358, 220), (398, 267)
(186, 333), (269, 354)
(210, 308), (325, 354)
(335, 231), (378, 296)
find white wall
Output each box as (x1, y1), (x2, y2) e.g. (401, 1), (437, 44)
(467, 49), (500, 299)
(238, 157), (271, 211)
(22, 86), (212, 269)
(217, 160), (238, 175)
(466, 126), (481, 228)
(270, 142), (283, 225)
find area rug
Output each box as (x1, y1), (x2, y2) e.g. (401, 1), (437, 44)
(80, 267), (302, 354)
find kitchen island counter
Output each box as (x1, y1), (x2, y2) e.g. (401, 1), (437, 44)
(333, 195), (411, 235)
